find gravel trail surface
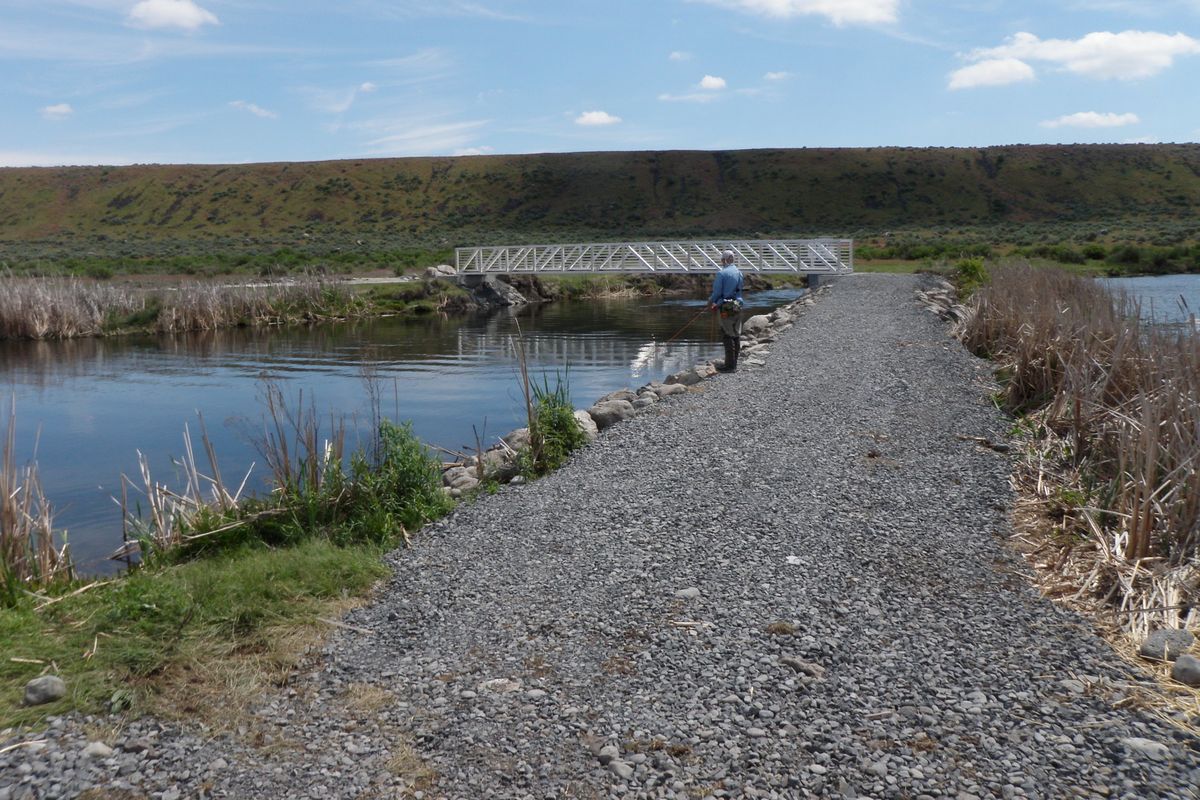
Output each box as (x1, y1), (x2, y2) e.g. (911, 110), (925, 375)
(4, 273), (1198, 799)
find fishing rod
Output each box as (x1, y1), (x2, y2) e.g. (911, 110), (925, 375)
(660, 305), (713, 346)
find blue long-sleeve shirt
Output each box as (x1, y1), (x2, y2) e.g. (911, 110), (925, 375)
(709, 265), (744, 306)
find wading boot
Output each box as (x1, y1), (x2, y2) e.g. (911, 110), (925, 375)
(717, 335), (737, 373)
(729, 336), (740, 372)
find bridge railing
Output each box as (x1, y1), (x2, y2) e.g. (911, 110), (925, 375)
(455, 240), (853, 275)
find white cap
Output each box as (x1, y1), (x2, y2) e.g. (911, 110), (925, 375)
(721, 249), (735, 261)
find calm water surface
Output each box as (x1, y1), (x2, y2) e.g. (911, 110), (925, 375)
(1102, 274), (1200, 329)
(2, 289), (801, 572)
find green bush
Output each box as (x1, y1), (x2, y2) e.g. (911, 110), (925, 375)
(954, 257), (989, 296)
(347, 420), (453, 543)
(1082, 243), (1107, 260)
(524, 372), (588, 476)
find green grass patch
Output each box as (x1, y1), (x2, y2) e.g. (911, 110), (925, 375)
(1, 539), (388, 730)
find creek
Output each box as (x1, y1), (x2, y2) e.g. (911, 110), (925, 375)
(2, 288), (801, 573)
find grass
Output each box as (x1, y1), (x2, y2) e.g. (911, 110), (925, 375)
(0, 538), (388, 730)
(959, 262), (1200, 638)
(511, 326), (589, 478)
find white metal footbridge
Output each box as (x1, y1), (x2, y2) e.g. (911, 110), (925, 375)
(454, 240), (853, 276)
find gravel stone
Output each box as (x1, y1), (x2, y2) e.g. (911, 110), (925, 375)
(7, 275), (1198, 799)
(82, 742), (113, 759)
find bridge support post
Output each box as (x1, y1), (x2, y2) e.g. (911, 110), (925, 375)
(806, 274), (820, 289)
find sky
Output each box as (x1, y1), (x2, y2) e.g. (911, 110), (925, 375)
(2, 0), (1200, 166)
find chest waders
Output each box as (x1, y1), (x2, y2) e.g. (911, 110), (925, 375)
(716, 299), (743, 372)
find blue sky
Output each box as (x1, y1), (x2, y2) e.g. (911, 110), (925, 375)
(2, 0), (1199, 166)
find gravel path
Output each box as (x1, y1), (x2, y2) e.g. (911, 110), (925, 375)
(5, 273), (1198, 799)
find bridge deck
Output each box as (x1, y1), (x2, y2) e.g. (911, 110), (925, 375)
(455, 240), (853, 275)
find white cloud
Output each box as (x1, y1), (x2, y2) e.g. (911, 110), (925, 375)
(699, 75), (727, 90)
(304, 82), (378, 115)
(229, 100), (277, 119)
(948, 58), (1036, 90)
(1040, 111), (1140, 128)
(454, 146), (495, 156)
(971, 30), (1200, 80)
(764, 70), (792, 80)
(41, 103), (74, 121)
(127, 0), (219, 31)
(694, 0), (899, 26)
(362, 119), (490, 156)
(670, 51), (693, 61)
(575, 110), (622, 126)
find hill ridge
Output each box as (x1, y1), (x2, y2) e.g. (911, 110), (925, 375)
(2, 145), (1198, 251)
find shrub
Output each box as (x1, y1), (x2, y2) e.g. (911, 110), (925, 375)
(953, 257), (989, 296)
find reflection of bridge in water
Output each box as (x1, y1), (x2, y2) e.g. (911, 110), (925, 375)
(455, 320), (710, 381)
(456, 239), (854, 277)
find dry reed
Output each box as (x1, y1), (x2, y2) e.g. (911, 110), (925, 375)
(0, 275), (362, 341)
(118, 414), (252, 560)
(0, 398), (73, 598)
(960, 262), (1199, 637)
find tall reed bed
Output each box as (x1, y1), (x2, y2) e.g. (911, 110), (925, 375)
(0, 278), (145, 339)
(0, 275), (368, 340)
(959, 263), (1199, 635)
(0, 400), (73, 604)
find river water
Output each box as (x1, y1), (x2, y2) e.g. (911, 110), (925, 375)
(1103, 274), (1200, 331)
(2, 288), (801, 573)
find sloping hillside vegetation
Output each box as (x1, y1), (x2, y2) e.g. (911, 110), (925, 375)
(1, 145), (1198, 265)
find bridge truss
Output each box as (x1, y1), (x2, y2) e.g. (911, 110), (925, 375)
(455, 240), (853, 275)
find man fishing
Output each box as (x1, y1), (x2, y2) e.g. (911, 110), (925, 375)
(709, 249), (744, 373)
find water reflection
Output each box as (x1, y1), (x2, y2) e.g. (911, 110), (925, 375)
(1, 289), (800, 572)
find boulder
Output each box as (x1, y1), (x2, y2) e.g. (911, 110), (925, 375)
(655, 383), (689, 398)
(587, 400), (635, 431)
(666, 364), (716, 387)
(743, 314), (771, 334)
(632, 397), (657, 411)
(442, 466), (480, 492)
(503, 427), (532, 452)
(1172, 654), (1200, 687)
(434, 264), (457, 277)
(665, 369), (702, 387)
(597, 389), (638, 405)
(573, 410), (599, 442)
(23, 675), (66, 706)
(471, 276), (528, 308)
(422, 266), (443, 279)
(768, 309), (793, 324)
(1139, 629), (1195, 662)
(479, 449), (519, 481)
